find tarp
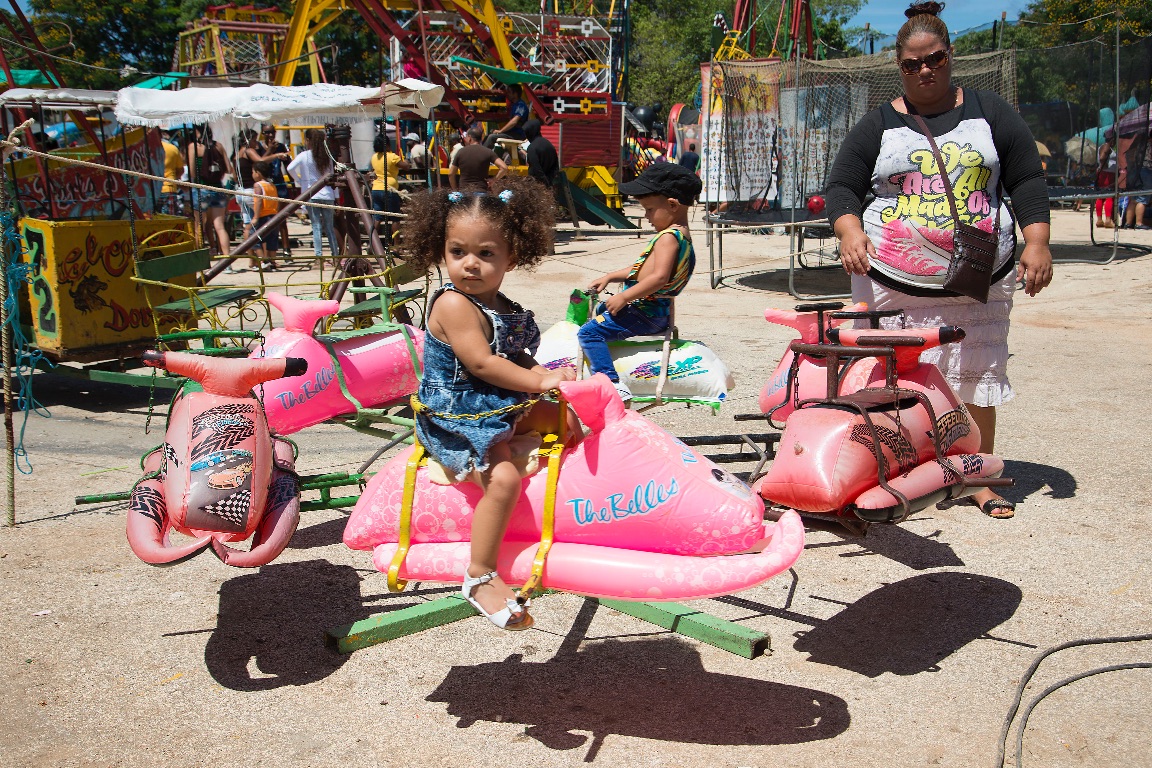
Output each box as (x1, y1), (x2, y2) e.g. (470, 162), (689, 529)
(1106, 103), (1150, 140)
(0, 70), (58, 88)
(448, 56), (551, 86)
(114, 79), (445, 128)
(130, 72), (188, 90)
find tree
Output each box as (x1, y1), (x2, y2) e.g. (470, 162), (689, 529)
(25, 0), (183, 90)
(625, 0), (866, 109)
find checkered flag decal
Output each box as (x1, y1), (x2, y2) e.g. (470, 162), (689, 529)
(163, 443), (179, 469)
(201, 490), (251, 527)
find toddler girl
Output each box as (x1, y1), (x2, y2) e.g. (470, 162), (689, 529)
(400, 177), (581, 631)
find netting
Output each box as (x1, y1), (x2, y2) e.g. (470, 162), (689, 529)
(1009, 36), (1151, 187)
(701, 50), (1016, 210)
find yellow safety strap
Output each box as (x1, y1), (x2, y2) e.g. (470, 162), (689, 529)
(387, 427), (425, 593)
(517, 395), (568, 603)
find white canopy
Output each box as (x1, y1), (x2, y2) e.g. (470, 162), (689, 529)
(0, 88), (119, 108)
(114, 79), (445, 128)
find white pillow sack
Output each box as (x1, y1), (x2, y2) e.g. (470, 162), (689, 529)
(535, 321), (735, 409)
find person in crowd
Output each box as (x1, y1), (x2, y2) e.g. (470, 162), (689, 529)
(287, 128), (340, 264)
(234, 128), (266, 243)
(261, 125), (293, 260)
(185, 124), (232, 259)
(1123, 118), (1152, 230)
(825, 0), (1053, 519)
(523, 119), (559, 188)
(580, 163), (702, 402)
(679, 143), (700, 173)
(446, 132), (464, 171)
(249, 161), (280, 272)
(1096, 137), (1118, 228)
(404, 132), (428, 170)
(483, 84), (530, 156)
(370, 132), (409, 242)
(399, 176), (581, 630)
(449, 126), (508, 192)
(160, 130), (184, 215)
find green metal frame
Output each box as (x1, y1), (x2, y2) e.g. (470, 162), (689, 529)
(326, 594), (772, 659)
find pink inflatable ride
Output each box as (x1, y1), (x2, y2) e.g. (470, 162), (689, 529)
(753, 325), (1009, 524)
(344, 375), (805, 601)
(127, 352), (307, 567)
(253, 292), (423, 435)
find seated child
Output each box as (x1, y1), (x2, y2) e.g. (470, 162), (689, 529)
(250, 161), (281, 271)
(580, 163), (703, 401)
(399, 176), (582, 631)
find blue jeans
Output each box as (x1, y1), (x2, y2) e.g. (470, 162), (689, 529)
(1134, 167), (1152, 206)
(577, 303), (669, 382)
(308, 204), (338, 258)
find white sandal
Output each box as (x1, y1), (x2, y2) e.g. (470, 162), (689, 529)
(462, 570), (534, 631)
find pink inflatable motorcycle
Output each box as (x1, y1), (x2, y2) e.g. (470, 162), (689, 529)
(344, 376), (805, 601)
(752, 321), (1011, 525)
(758, 301), (904, 423)
(126, 351), (307, 567)
(253, 291), (424, 435)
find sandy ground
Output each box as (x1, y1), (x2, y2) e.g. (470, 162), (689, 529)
(2, 208), (1151, 768)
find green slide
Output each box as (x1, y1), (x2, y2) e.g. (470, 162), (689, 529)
(562, 177), (639, 230)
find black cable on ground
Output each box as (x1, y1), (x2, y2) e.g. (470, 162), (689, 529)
(996, 633), (1152, 768)
(1012, 662), (1152, 768)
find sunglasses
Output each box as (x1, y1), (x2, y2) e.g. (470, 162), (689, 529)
(898, 49), (949, 75)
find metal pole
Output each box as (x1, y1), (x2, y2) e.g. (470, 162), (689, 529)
(1112, 10), (1120, 255)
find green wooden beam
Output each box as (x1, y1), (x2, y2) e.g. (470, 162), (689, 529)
(598, 599), (771, 659)
(327, 595), (478, 653)
(86, 369), (185, 388)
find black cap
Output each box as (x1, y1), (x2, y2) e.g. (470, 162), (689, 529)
(618, 161), (702, 205)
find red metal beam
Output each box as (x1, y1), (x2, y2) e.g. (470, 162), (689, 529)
(347, 0), (472, 123)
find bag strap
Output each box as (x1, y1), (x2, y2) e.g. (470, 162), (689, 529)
(906, 97), (1002, 233)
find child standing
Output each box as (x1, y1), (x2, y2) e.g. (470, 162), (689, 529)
(249, 161), (280, 271)
(400, 177), (581, 630)
(580, 163), (702, 401)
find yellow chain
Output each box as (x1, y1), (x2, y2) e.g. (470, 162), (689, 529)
(410, 390), (557, 421)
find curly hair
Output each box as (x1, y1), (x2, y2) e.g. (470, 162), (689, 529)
(397, 175), (555, 276)
(896, 2), (949, 55)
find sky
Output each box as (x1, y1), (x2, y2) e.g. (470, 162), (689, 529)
(847, 0), (1031, 36)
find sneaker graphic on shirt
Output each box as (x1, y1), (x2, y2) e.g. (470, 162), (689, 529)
(613, 380), (633, 402)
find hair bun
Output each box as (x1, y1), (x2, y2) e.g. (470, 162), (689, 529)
(905, 1), (944, 19)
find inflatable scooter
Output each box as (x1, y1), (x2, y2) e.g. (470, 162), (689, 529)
(126, 351), (308, 567)
(344, 375), (805, 601)
(253, 291), (424, 435)
(757, 301), (907, 423)
(753, 327), (1009, 524)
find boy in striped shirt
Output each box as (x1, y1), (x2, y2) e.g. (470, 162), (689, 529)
(580, 163), (702, 402)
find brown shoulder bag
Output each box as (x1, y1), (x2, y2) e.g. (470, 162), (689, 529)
(910, 111), (1002, 304)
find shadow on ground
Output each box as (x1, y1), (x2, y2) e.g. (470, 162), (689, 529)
(287, 516), (349, 549)
(1047, 241), (1149, 262)
(729, 260), (851, 297)
(29, 370), (156, 412)
(204, 559), (370, 690)
(792, 571), (1022, 677)
(426, 602), (848, 761)
(803, 519), (966, 570)
(1000, 459), (1077, 504)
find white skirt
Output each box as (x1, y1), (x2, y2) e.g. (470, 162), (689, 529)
(851, 269), (1017, 408)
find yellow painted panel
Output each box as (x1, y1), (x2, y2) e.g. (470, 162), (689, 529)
(19, 216), (195, 357)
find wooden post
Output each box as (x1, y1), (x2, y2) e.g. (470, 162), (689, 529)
(598, 599), (772, 659)
(0, 159), (16, 526)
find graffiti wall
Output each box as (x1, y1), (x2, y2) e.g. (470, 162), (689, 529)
(9, 127), (164, 220)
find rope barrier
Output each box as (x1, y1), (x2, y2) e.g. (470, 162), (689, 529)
(6, 132), (405, 219)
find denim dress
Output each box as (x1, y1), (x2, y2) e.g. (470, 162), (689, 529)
(415, 284), (542, 477)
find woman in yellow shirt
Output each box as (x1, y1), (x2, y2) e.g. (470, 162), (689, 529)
(370, 132), (409, 242)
